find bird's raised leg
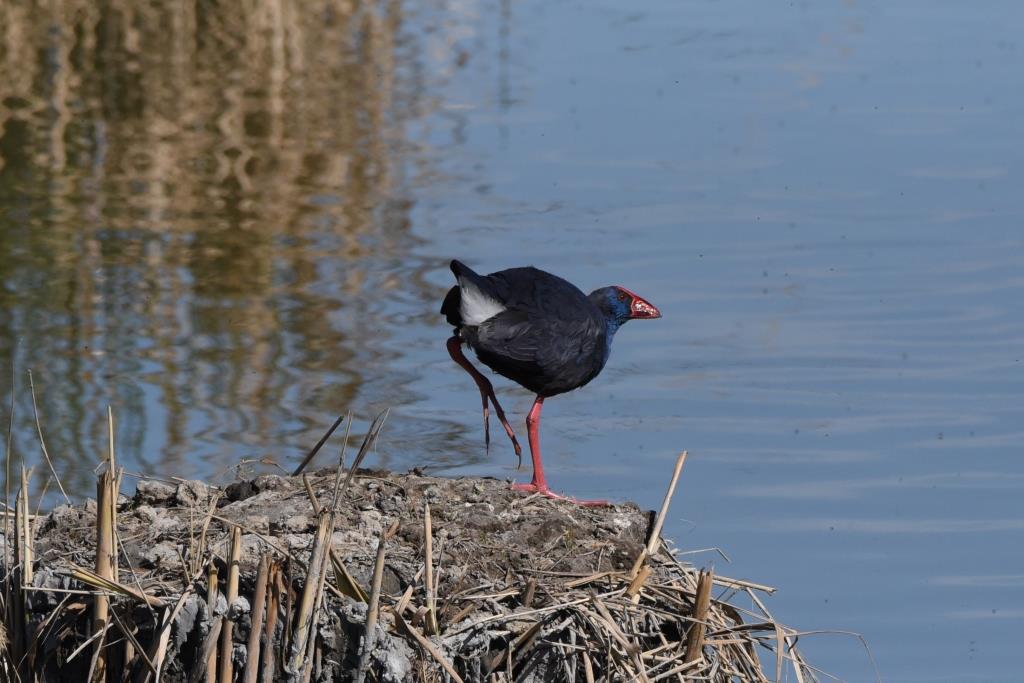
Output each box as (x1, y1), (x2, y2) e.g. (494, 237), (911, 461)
(512, 396), (609, 506)
(446, 336), (522, 460)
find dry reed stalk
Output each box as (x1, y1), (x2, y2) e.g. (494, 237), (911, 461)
(290, 511), (332, 673)
(282, 561), (294, 659)
(138, 580), (201, 683)
(684, 569), (713, 665)
(106, 606), (153, 678)
(355, 520), (397, 683)
(123, 619), (136, 679)
(2, 385), (11, 683)
(423, 502), (439, 635)
(484, 620), (544, 676)
(447, 602), (477, 625)
(564, 571), (616, 589)
(193, 617), (223, 683)
(27, 369), (71, 504)
(645, 451), (687, 558)
(4, 366), (15, 576)
(242, 553), (271, 683)
(786, 634), (810, 683)
(446, 591), (605, 637)
(588, 599), (648, 682)
(522, 577), (537, 609)
(329, 551), (369, 602)
(11, 468), (32, 678)
(582, 650), (595, 683)
(589, 592), (638, 657)
(206, 562), (218, 683)
(209, 515), (290, 560)
(108, 408), (120, 583)
(301, 537), (333, 683)
(292, 412), (348, 476)
(299, 447), (354, 681)
(649, 658), (702, 682)
(394, 613), (465, 683)
(626, 565), (652, 603)
(18, 468), (32, 586)
(218, 526), (242, 683)
(92, 460), (117, 682)
(262, 562), (283, 683)
(67, 567), (166, 608)
(301, 474), (368, 602)
(192, 495), (221, 577)
(340, 408), (389, 492)
(394, 566), (426, 617)
(649, 633), (687, 683)
(743, 586), (795, 683)
(300, 474), (319, 509)
(712, 575), (776, 594)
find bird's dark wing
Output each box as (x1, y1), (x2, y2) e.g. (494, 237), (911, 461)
(471, 304), (608, 396)
(481, 266), (578, 312)
(443, 260), (587, 328)
(443, 261), (612, 394)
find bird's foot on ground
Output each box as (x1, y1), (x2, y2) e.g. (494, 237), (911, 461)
(511, 482), (610, 507)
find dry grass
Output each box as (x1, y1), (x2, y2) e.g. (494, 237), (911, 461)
(1, 411), (835, 682)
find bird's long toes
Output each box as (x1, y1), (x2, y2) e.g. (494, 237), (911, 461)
(511, 481), (610, 507)
(497, 422), (522, 456)
(570, 497), (612, 508)
(482, 406), (491, 451)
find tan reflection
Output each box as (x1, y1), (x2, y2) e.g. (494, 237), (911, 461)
(0, 0), (438, 494)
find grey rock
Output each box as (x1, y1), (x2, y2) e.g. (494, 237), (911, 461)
(141, 541), (180, 568)
(175, 480), (212, 507)
(136, 479), (177, 505)
(241, 515), (270, 534)
(173, 593), (204, 641)
(252, 474), (287, 491)
(282, 514), (314, 533)
(227, 596), (250, 619)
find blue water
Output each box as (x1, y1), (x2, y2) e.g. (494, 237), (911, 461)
(1, 0), (1022, 679)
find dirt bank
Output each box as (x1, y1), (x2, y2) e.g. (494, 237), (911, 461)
(3, 465), (814, 682)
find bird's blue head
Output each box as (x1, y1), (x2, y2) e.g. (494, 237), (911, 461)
(588, 286), (662, 335)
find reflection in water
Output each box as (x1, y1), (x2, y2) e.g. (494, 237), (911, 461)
(0, 0), (457, 494)
(3, 2), (1024, 677)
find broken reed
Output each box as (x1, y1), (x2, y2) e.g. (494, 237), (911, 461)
(3, 418), (819, 682)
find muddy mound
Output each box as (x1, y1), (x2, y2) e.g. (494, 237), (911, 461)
(4, 465), (814, 682)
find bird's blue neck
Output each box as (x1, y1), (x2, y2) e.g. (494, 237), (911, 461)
(587, 287), (632, 362)
(602, 317), (625, 361)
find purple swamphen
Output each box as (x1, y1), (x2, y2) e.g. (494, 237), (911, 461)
(441, 260), (661, 504)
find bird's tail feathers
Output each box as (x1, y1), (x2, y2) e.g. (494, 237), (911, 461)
(450, 260), (506, 325)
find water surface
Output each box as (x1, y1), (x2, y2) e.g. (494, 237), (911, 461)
(2, 1), (1022, 680)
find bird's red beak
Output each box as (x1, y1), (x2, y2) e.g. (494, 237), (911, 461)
(631, 296), (661, 319)
(619, 287), (661, 319)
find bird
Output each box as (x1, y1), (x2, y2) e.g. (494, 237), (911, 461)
(440, 259), (661, 504)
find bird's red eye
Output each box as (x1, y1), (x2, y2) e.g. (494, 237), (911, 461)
(617, 291), (628, 302)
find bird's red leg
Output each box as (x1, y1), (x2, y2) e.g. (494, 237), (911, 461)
(512, 396), (609, 506)
(516, 396), (548, 489)
(446, 336), (522, 459)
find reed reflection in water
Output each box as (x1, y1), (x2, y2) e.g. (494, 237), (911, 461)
(0, 0), (468, 495)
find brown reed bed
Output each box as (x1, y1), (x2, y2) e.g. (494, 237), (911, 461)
(1, 415), (823, 682)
